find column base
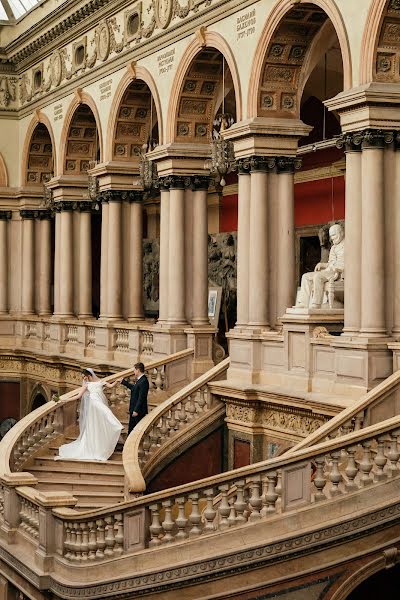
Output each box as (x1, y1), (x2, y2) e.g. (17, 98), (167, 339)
(78, 313), (94, 320)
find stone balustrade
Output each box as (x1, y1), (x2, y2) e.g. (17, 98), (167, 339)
(123, 358), (230, 494)
(19, 494), (39, 541)
(43, 413), (400, 563)
(291, 368), (400, 453)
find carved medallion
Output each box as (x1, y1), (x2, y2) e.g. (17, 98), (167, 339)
(154, 0), (173, 29)
(98, 22), (110, 61)
(51, 50), (62, 87)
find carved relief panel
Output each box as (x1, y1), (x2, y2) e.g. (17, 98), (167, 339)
(65, 105), (98, 174)
(113, 81), (152, 162)
(375, 1), (400, 82)
(26, 123), (53, 186)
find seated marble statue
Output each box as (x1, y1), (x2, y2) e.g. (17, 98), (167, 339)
(296, 223), (344, 309)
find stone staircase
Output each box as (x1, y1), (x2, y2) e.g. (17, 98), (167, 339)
(27, 432), (125, 510)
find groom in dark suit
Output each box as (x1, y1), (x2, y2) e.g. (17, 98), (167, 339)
(121, 362), (149, 434)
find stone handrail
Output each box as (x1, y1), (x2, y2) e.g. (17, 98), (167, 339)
(0, 349), (194, 482)
(47, 413), (400, 562)
(123, 357), (230, 494)
(290, 368), (400, 454)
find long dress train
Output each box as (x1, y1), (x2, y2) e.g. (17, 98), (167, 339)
(57, 381), (123, 461)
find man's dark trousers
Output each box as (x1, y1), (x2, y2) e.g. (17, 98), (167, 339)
(121, 375), (149, 434)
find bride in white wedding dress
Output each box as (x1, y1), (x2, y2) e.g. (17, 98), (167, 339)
(57, 368), (123, 461)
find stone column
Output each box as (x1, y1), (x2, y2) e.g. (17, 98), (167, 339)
(128, 193), (144, 321)
(38, 211), (52, 316)
(236, 160), (251, 327)
(360, 132), (386, 336)
(191, 176), (210, 326)
(58, 203), (74, 318)
(393, 142), (400, 336)
(248, 157), (271, 329)
(0, 211), (11, 315)
(343, 138), (362, 335)
(78, 203), (92, 318)
(276, 157), (296, 322)
(53, 209), (61, 315)
(158, 183), (170, 323)
(168, 177), (186, 325)
(100, 198), (109, 318)
(20, 210), (36, 316)
(107, 192), (123, 319)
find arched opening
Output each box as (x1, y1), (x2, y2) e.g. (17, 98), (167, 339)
(26, 122), (54, 186)
(346, 564), (400, 598)
(31, 393), (47, 411)
(255, 3), (346, 284)
(64, 104), (101, 316)
(173, 46), (238, 343)
(373, 0), (400, 83)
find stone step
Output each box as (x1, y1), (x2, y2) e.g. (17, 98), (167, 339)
(36, 479), (124, 495)
(32, 456), (124, 474)
(44, 445), (123, 461)
(28, 468), (124, 483)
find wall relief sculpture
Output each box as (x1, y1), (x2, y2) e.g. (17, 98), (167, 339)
(143, 239), (160, 316)
(208, 232), (237, 331)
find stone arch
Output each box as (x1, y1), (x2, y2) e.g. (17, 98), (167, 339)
(248, 0), (352, 119)
(21, 112), (56, 187)
(167, 31), (242, 144)
(330, 556), (388, 600)
(0, 153), (8, 186)
(59, 91), (103, 176)
(29, 383), (50, 413)
(360, 0), (400, 84)
(105, 64), (163, 162)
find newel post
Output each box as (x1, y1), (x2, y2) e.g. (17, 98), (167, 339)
(35, 491), (77, 571)
(0, 474), (37, 543)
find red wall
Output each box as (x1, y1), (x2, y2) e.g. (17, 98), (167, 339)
(219, 193), (238, 232)
(0, 382), (20, 421)
(147, 428), (223, 493)
(234, 439), (250, 469)
(294, 176), (345, 227)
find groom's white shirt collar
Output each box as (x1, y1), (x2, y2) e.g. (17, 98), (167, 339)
(136, 373), (144, 380)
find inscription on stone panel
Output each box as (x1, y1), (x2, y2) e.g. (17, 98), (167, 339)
(236, 8), (256, 41)
(157, 48), (175, 75)
(99, 79), (113, 101)
(53, 104), (63, 122)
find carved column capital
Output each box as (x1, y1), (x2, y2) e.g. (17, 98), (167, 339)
(78, 201), (94, 212)
(276, 156), (302, 174)
(0, 210), (12, 221)
(20, 209), (38, 219)
(159, 175), (192, 190)
(38, 209), (53, 220)
(337, 129), (395, 151)
(121, 190), (145, 203)
(249, 156), (277, 173)
(237, 158), (251, 175)
(55, 201), (75, 212)
(191, 175), (210, 191)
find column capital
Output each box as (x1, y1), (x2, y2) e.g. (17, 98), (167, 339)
(0, 210), (12, 221)
(237, 159), (251, 175)
(337, 129), (395, 151)
(78, 201), (95, 212)
(20, 209), (38, 219)
(55, 201), (75, 212)
(38, 209), (53, 220)
(249, 156), (277, 173)
(98, 189), (143, 203)
(159, 175), (192, 190)
(276, 156), (302, 174)
(191, 175), (210, 191)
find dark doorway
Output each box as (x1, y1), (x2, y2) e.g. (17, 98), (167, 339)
(31, 393), (47, 411)
(347, 564), (400, 599)
(299, 235), (321, 284)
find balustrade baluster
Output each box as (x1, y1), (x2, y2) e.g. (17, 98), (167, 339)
(218, 485), (231, 530)
(374, 436), (388, 482)
(344, 446), (359, 492)
(168, 407), (177, 431)
(87, 521), (97, 560)
(186, 396), (197, 421)
(80, 523), (89, 561)
(329, 452), (343, 497)
(188, 493), (202, 537)
(359, 441), (374, 486)
(104, 516), (116, 556)
(354, 412), (364, 431)
(261, 471), (278, 515)
(64, 522), (73, 560)
(197, 387), (206, 412)
(95, 519), (106, 559)
(113, 514), (124, 555)
(161, 500), (175, 543)
(142, 434), (151, 455)
(233, 480), (246, 523)
(313, 456), (327, 501)
(75, 522), (83, 561)
(203, 488), (216, 531)
(70, 523), (78, 561)
(177, 402), (188, 425)
(154, 367), (163, 391)
(387, 430), (400, 477)
(160, 415), (169, 437)
(175, 497), (188, 540)
(149, 504), (163, 547)
(227, 498), (236, 527)
(248, 478), (262, 521)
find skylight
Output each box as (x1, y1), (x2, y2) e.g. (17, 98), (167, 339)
(0, 0), (40, 21)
